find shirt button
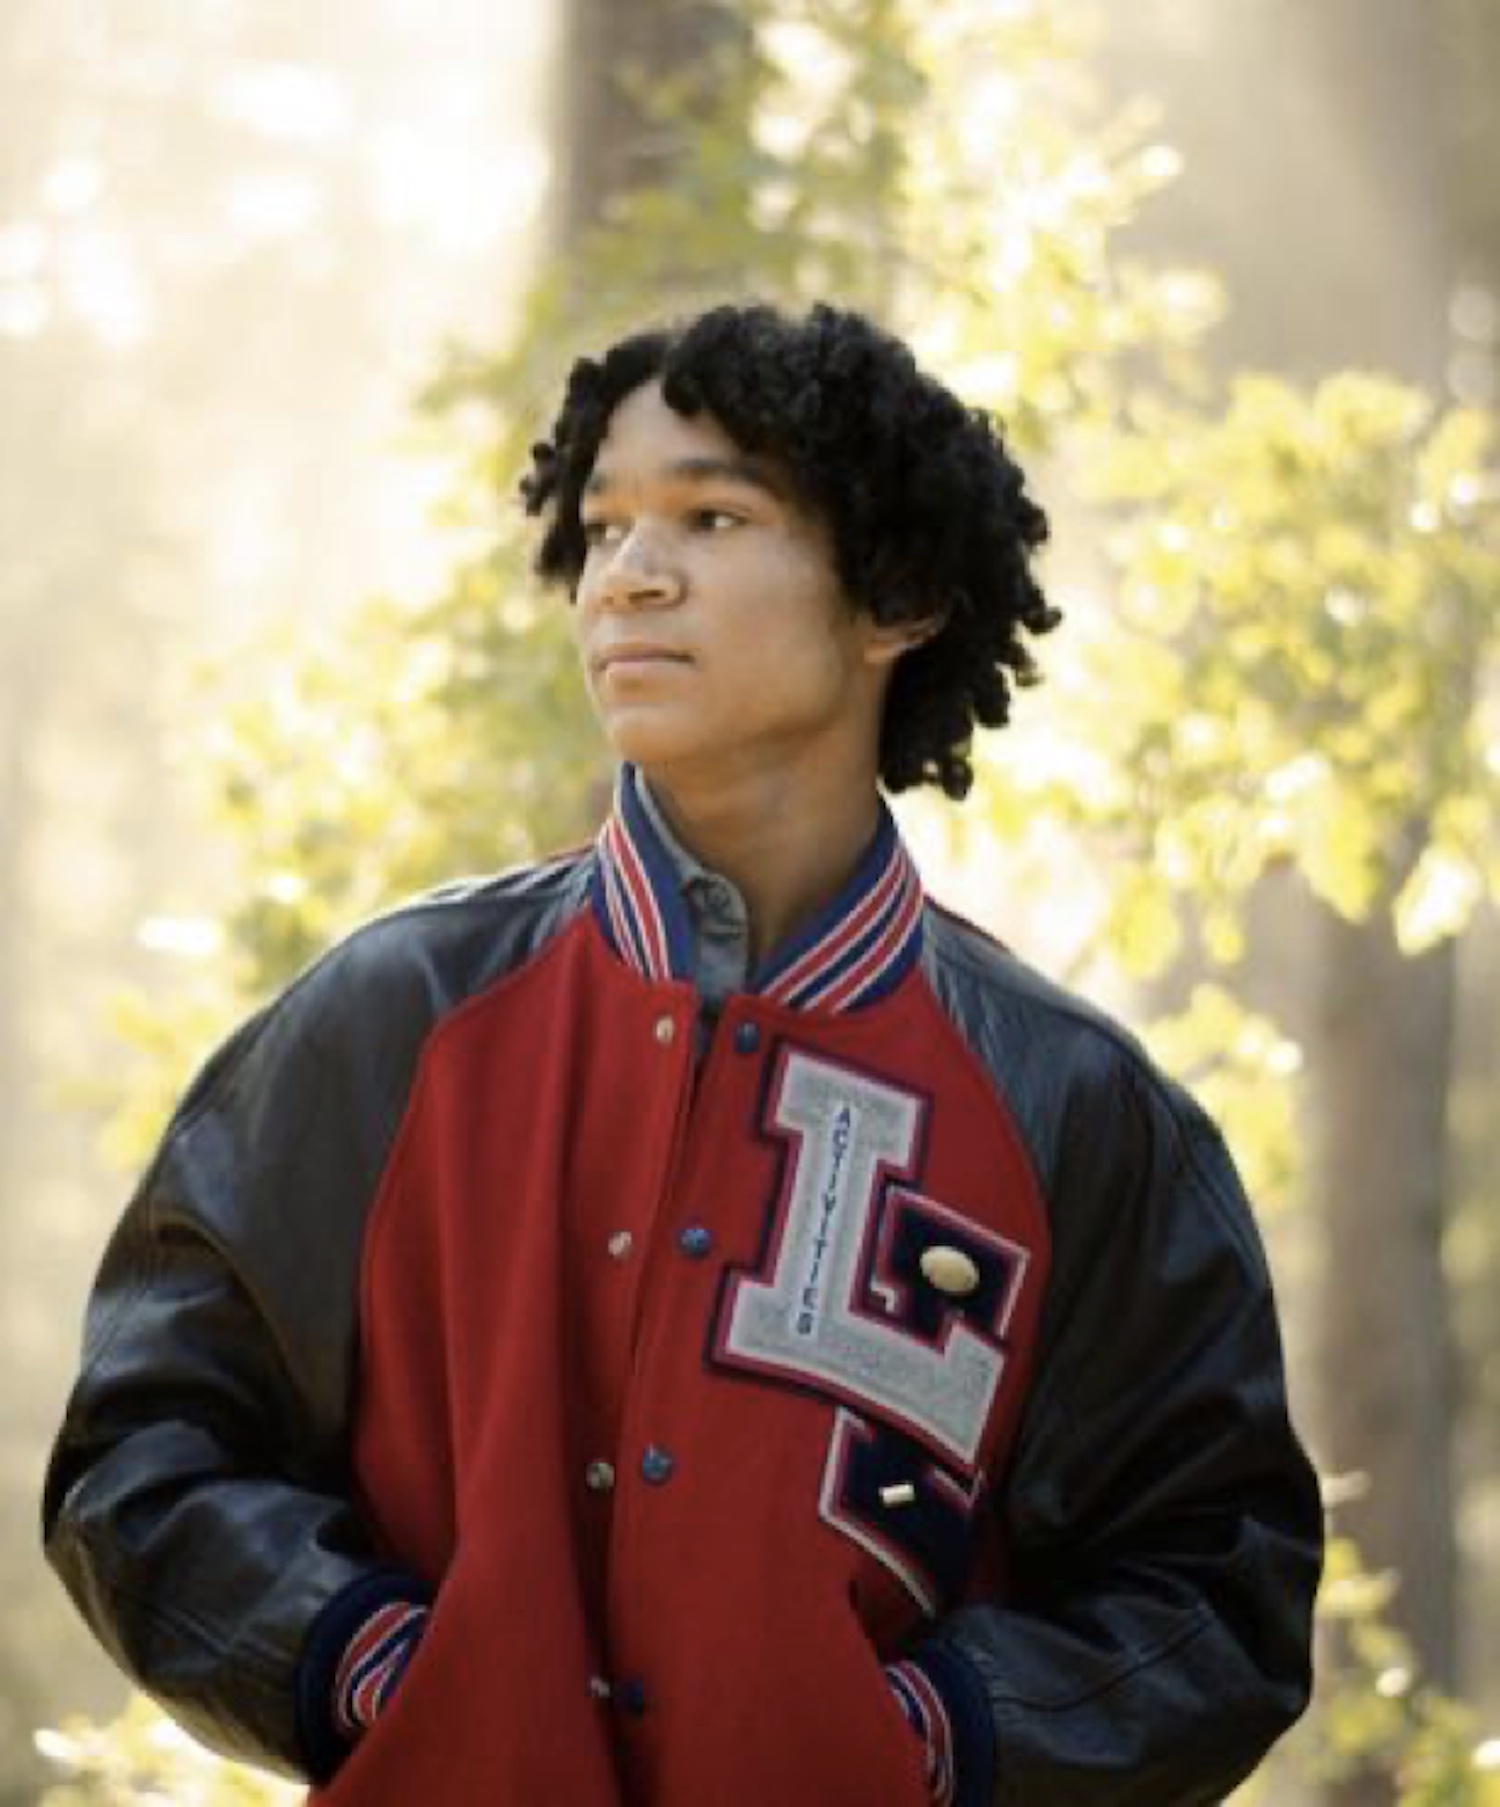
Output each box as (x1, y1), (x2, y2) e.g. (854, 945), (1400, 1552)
(654, 1015), (676, 1046)
(615, 1677), (649, 1716)
(733, 1021), (761, 1055)
(641, 1445), (675, 1485)
(607, 1230), (634, 1260)
(585, 1459), (616, 1492)
(678, 1224), (713, 1259)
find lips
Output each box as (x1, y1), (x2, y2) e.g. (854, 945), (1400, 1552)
(593, 644), (691, 674)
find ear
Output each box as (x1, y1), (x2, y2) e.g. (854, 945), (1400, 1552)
(862, 612), (945, 669)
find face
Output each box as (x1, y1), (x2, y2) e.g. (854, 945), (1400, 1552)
(573, 379), (907, 791)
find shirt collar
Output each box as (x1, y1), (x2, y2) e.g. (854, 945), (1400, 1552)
(632, 767), (723, 897)
(589, 764), (925, 1013)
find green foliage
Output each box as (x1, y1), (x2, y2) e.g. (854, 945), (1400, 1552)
(206, 588), (607, 1000)
(1285, 1530), (1500, 1806)
(1064, 377), (1500, 956)
(1140, 982), (1302, 1215)
(34, 1696), (298, 1805)
(894, 5), (1222, 442)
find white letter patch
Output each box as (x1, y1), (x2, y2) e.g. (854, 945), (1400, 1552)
(711, 1048), (1027, 1471)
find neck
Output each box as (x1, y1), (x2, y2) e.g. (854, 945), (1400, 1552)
(641, 759), (883, 964)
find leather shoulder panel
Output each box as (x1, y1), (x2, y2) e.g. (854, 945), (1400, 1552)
(145, 849), (594, 1436)
(919, 901), (1152, 1200)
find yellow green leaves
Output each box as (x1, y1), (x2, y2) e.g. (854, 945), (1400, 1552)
(1396, 844), (1486, 955)
(1301, 1536), (1500, 1807)
(1143, 985), (1302, 1216)
(1298, 777), (1386, 920)
(1103, 867), (1182, 977)
(36, 1696), (300, 1805)
(1053, 372), (1500, 944)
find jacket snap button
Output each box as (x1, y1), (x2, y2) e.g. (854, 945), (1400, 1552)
(616, 1677), (648, 1716)
(920, 1245), (980, 1297)
(584, 1459), (616, 1492)
(653, 1015), (676, 1045)
(641, 1445), (675, 1485)
(607, 1230), (634, 1259)
(678, 1224), (713, 1259)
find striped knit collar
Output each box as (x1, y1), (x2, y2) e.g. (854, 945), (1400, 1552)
(590, 765), (925, 1014)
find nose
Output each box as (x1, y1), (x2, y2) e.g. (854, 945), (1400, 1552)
(592, 523), (684, 612)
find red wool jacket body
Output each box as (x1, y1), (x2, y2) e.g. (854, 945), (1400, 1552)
(339, 916), (1037, 1804)
(43, 777), (1323, 1805)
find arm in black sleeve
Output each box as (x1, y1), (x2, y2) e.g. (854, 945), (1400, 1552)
(41, 959), (430, 1779)
(922, 1041), (1323, 1805)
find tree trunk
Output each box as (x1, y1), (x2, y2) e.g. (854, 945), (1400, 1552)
(1317, 912), (1458, 1807)
(1318, 908), (1459, 1672)
(551, 0), (749, 249)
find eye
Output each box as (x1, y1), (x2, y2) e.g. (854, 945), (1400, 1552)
(687, 508), (743, 533)
(581, 518), (626, 549)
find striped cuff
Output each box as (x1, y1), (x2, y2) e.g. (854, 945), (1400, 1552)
(886, 1659), (956, 1804)
(887, 1644), (995, 1807)
(295, 1569), (433, 1783)
(333, 1598), (428, 1738)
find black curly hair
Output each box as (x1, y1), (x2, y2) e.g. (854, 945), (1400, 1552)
(520, 300), (1057, 800)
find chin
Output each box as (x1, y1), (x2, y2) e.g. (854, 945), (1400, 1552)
(596, 711), (709, 772)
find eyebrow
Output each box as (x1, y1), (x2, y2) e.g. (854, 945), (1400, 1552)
(583, 454), (788, 502)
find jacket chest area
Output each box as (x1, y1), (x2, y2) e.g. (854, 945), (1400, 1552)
(569, 999), (1040, 1485)
(357, 929), (1047, 1623)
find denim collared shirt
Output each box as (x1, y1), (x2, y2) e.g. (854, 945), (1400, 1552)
(632, 772), (752, 1039)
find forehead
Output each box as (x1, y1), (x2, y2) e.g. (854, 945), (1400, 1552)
(584, 378), (791, 501)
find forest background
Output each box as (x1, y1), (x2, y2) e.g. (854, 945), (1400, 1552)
(4, 2), (1499, 1803)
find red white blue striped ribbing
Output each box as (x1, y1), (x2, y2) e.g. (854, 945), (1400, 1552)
(599, 812), (674, 981)
(333, 1600), (429, 1740)
(589, 765), (924, 1013)
(759, 832), (922, 1012)
(885, 1659), (957, 1805)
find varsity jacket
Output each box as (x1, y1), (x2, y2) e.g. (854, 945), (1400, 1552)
(42, 772), (1323, 1805)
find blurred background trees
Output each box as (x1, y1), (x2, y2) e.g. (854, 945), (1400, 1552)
(1, 0), (550, 1786)
(9, 2), (1500, 1803)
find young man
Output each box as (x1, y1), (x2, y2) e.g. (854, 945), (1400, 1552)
(44, 301), (1322, 1805)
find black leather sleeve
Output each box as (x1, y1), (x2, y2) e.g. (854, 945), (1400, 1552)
(40, 946), (421, 1776)
(934, 1027), (1323, 1805)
